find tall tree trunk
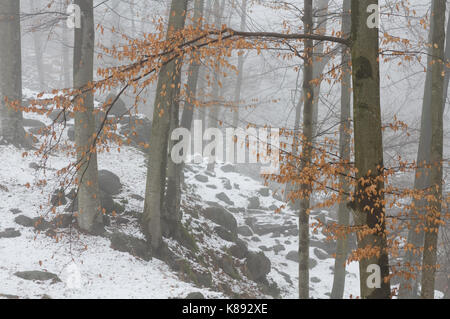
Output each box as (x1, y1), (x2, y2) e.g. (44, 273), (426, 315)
(232, 0), (248, 129)
(350, 0), (391, 299)
(421, 0), (446, 300)
(331, 0), (351, 299)
(298, 0), (314, 300)
(142, 0), (188, 251)
(206, 0), (224, 171)
(311, 0), (330, 138)
(180, 0), (205, 131)
(0, 0), (26, 146)
(28, 0), (46, 91)
(399, 1), (435, 299)
(73, 0), (103, 233)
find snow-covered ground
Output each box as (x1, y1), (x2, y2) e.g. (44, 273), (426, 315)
(0, 103), (363, 299)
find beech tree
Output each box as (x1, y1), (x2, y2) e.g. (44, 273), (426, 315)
(0, 0), (26, 146)
(350, 0), (391, 299)
(73, 0), (103, 233)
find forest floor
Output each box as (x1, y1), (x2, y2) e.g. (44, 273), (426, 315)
(0, 92), (364, 298)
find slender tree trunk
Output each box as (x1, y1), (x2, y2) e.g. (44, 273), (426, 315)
(232, 0), (247, 129)
(331, 0), (351, 299)
(28, 0), (46, 91)
(206, 0), (223, 171)
(142, 0), (188, 251)
(421, 0), (446, 300)
(298, 0), (314, 300)
(350, 0), (391, 299)
(73, 0), (103, 233)
(399, 1), (435, 299)
(311, 0), (330, 138)
(180, 0), (205, 131)
(0, 0), (26, 146)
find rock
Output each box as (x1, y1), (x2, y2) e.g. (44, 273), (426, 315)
(9, 208), (22, 215)
(14, 215), (50, 231)
(0, 228), (21, 239)
(220, 164), (236, 173)
(206, 184), (217, 189)
(311, 277), (321, 283)
(310, 239), (335, 255)
(247, 196), (260, 210)
(0, 293), (19, 299)
(14, 271), (61, 283)
(250, 236), (261, 242)
(215, 192), (234, 206)
(220, 255), (240, 279)
(229, 239), (248, 259)
(285, 251), (318, 269)
(273, 244), (285, 254)
(309, 258), (318, 269)
(109, 232), (151, 261)
(194, 174), (208, 183)
(221, 178), (232, 190)
(203, 207), (237, 234)
(103, 93), (128, 117)
(185, 292), (205, 299)
(14, 215), (34, 227)
(65, 190), (123, 215)
(252, 223), (297, 236)
(50, 189), (67, 207)
(237, 225), (253, 237)
(52, 214), (74, 229)
(120, 116), (152, 147)
(313, 248), (329, 260)
(23, 118), (46, 128)
(233, 183), (240, 190)
(48, 110), (71, 123)
(258, 188), (270, 197)
(214, 226), (235, 242)
(98, 170), (122, 195)
(130, 194), (144, 201)
(286, 250), (299, 263)
(258, 245), (271, 252)
(246, 251), (271, 282)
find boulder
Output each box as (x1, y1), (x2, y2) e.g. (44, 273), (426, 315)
(214, 226), (235, 242)
(203, 207), (237, 234)
(0, 228), (21, 239)
(215, 192), (234, 206)
(258, 188), (270, 197)
(220, 255), (240, 279)
(23, 118), (46, 128)
(109, 232), (151, 261)
(313, 247), (329, 260)
(185, 292), (205, 299)
(120, 116), (152, 147)
(247, 196), (260, 209)
(220, 164), (236, 173)
(103, 93), (128, 117)
(229, 239), (249, 259)
(194, 174), (209, 183)
(14, 271), (61, 282)
(50, 189), (67, 207)
(237, 225), (253, 237)
(285, 251), (318, 269)
(98, 170), (122, 195)
(246, 251), (271, 282)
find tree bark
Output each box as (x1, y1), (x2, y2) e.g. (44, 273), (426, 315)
(73, 0), (103, 233)
(298, 0), (314, 300)
(350, 0), (391, 299)
(331, 0), (351, 299)
(421, 0), (446, 300)
(399, 1), (435, 299)
(0, 0), (26, 146)
(142, 0), (188, 251)
(232, 0), (248, 129)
